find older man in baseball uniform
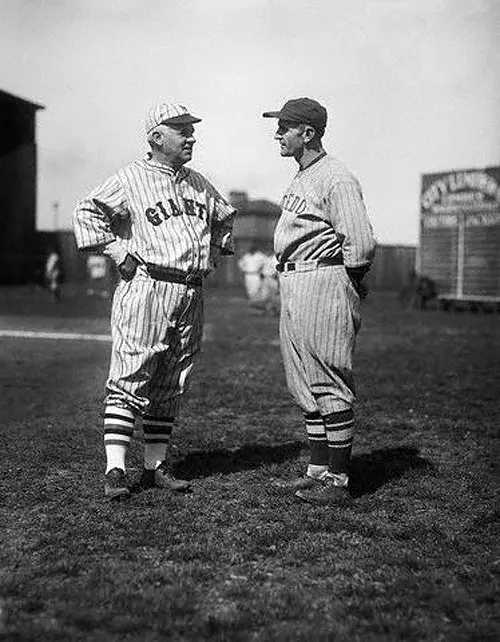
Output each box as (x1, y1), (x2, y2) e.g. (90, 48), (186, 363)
(263, 97), (375, 505)
(74, 99), (236, 500)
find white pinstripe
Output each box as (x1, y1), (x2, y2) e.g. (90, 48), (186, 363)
(74, 159), (234, 270)
(276, 154), (375, 417)
(73, 157), (235, 420)
(105, 268), (204, 417)
(279, 265), (361, 415)
(274, 155), (375, 267)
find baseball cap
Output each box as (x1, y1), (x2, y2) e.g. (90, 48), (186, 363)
(262, 97), (327, 133)
(145, 100), (202, 133)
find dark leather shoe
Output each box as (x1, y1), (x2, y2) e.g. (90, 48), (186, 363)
(140, 461), (191, 492)
(104, 468), (130, 500)
(295, 480), (351, 505)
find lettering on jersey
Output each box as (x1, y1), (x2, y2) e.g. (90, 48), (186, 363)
(144, 198), (208, 227)
(168, 199), (182, 217)
(184, 199), (196, 217)
(145, 207), (162, 226)
(282, 193), (307, 215)
(193, 200), (207, 220)
(157, 201), (169, 219)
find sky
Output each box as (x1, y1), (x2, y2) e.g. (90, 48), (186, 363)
(1, 0), (499, 244)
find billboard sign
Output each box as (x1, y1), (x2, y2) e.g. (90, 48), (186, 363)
(420, 166), (500, 229)
(419, 166), (500, 301)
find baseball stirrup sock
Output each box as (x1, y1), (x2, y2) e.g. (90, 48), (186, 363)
(143, 415), (174, 470)
(104, 406), (135, 474)
(324, 409), (354, 475)
(305, 411), (329, 474)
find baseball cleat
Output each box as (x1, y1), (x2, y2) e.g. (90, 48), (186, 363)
(104, 468), (130, 500)
(139, 461), (191, 492)
(295, 480), (351, 505)
(272, 475), (324, 491)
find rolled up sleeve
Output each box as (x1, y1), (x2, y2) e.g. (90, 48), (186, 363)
(73, 175), (129, 263)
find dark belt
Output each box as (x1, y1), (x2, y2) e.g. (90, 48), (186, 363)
(276, 256), (343, 273)
(145, 263), (203, 287)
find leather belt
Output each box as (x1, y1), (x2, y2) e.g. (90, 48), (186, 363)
(276, 256), (343, 274)
(145, 263), (203, 287)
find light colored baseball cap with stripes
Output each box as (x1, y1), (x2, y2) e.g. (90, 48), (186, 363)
(145, 100), (202, 133)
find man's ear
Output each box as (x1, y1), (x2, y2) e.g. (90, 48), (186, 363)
(151, 130), (163, 144)
(302, 126), (316, 144)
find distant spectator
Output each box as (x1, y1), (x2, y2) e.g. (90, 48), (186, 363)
(261, 253), (280, 314)
(400, 270), (437, 310)
(415, 276), (437, 309)
(237, 244), (268, 304)
(86, 254), (110, 298)
(45, 248), (62, 301)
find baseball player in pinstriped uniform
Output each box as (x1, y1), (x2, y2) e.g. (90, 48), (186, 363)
(74, 99), (236, 500)
(263, 97), (375, 505)
(237, 244), (268, 303)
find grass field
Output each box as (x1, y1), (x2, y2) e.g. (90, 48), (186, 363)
(0, 285), (498, 641)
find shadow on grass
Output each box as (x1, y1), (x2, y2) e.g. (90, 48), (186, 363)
(349, 446), (435, 498)
(170, 443), (433, 498)
(174, 441), (306, 480)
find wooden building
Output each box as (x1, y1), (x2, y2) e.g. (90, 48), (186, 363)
(0, 89), (44, 283)
(209, 190), (281, 288)
(365, 244), (416, 291)
(419, 167), (500, 305)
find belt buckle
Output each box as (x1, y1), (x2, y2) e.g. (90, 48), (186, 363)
(185, 272), (199, 286)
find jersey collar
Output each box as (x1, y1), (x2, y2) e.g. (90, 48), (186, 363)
(143, 154), (188, 180)
(299, 151), (327, 172)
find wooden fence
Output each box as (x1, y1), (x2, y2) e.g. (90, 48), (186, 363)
(32, 232), (417, 293)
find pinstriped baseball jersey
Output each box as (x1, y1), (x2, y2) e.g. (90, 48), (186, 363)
(74, 157), (235, 271)
(73, 155), (235, 419)
(274, 153), (374, 268)
(276, 152), (375, 417)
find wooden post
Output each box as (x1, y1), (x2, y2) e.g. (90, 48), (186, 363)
(456, 211), (465, 298)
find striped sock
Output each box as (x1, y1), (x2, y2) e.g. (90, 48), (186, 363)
(143, 415), (174, 470)
(324, 409), (355, 478)
(104, 406), (135, 474)
(305, 411), (328, 478)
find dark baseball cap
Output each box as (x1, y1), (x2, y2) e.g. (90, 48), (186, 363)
(262, 97), (327, 132)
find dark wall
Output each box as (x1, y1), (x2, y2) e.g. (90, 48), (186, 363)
(365, 245), (417, 291)
(0, 95), (36, 155)
(0, 143), (38, 283)
(0, 92), (42, 284)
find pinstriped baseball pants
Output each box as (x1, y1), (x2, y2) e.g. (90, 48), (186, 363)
(279, 264), (362, 415)
(106, 269), (204, 418)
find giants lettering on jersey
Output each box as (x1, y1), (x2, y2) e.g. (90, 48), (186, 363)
(145, 198), (208, 227)
(282, 193), (307, 215)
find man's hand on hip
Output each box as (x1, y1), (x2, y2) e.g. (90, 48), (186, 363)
(118, 254), (140, 281)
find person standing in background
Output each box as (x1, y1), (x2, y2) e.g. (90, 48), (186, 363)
(237, 244), (267, 305)
(86, 254), (110, 298)
(44, 248), (62, 301)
